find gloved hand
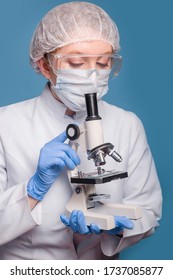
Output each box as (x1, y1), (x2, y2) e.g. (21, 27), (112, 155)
(60, 210), (133, 235)
(27, 131), (80, 201)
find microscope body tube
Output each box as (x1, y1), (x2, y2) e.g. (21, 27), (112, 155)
(84, 93), (104, 150)
(85, 119), (104, 150)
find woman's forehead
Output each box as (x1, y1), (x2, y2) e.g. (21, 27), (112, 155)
(54, 41), (113, 55)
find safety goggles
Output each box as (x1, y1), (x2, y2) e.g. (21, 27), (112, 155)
(48, 53), (122, 77)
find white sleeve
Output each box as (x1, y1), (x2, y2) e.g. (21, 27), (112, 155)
(0, 138), (41, 246)
(101, 114), (162, 256)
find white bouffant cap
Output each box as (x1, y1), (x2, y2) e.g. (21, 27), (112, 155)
(29, 1), (120, 72)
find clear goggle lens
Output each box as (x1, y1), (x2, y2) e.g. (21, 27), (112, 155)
(48, 54), (122, 78)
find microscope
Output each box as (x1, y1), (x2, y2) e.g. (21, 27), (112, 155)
(66, 93), (141, 230)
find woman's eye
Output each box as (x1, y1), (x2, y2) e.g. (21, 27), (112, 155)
(68, 62), (84, 68)
(66, 59), (85, 68)
(97, 62), (109, 68)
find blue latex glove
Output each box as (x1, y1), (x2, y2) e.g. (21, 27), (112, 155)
(60, 210), (133, 235)
(60, 210), (100, 234)
(27, 131), (80, 201)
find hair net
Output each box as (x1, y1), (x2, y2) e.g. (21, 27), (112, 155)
(29, 1), (120, 72)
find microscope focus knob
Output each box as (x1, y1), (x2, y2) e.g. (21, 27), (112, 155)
(66, 124), (80, 140)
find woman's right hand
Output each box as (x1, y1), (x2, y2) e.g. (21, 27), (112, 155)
(27, 131), (80, 201)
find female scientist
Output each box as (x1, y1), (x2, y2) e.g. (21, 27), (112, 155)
(0, 1), (162, 259)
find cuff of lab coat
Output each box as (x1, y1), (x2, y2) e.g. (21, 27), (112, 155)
(25, 183), (42, 226)
(27, 199), (42, 226)
(100, 209), (158, 256)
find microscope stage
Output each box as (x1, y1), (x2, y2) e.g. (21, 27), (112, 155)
(71, 170), (128, 184)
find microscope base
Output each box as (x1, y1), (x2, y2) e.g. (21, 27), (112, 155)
(66, 185), (142, 230)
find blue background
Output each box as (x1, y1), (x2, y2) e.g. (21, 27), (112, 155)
(0, 0), (172, 259)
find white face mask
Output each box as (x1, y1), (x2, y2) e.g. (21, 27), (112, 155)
(51, 69), (111, 112)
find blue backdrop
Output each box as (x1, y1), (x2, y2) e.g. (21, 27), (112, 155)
(0, 0), (172, 259)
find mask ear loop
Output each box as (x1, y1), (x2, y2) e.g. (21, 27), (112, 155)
(44, 53), (66, 103)
(42, 54), (57, 94)
(45, 53), (61, 76)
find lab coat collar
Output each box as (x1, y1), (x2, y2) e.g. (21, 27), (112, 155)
(40, 83), (87, 122)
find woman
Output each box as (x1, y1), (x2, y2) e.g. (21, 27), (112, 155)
(0, 1), (162, 259)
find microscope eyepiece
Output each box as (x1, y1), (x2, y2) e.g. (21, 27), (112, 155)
(85, 93), (101, 121)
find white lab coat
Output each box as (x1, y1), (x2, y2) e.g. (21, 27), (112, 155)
(0, 84), (162, 259)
